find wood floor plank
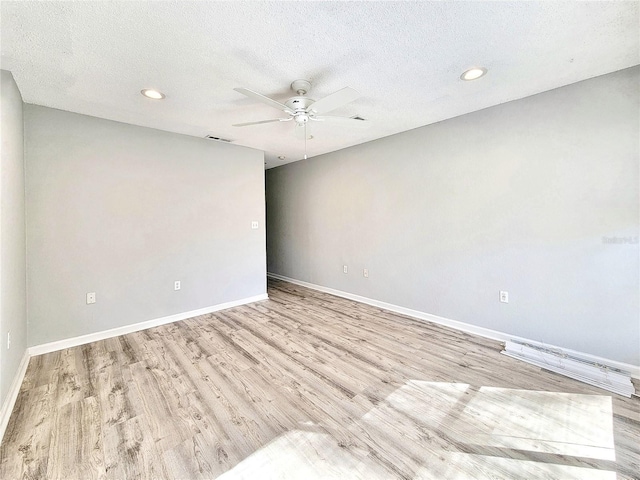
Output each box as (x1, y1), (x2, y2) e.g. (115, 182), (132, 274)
(1, 278), (638, 479)
(127, 361), (195, 453)
(46, 396), (106, 480)
(102, 414), (169, 480)
(0, 384), (54, 479)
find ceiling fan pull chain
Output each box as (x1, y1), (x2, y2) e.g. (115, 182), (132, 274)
(304, 122), (308, 160)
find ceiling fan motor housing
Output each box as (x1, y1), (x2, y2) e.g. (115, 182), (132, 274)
(285, 96), (314, 111)
(285, 96), (315, 124)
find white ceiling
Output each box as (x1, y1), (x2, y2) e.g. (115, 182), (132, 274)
(2, 1), (638, 169)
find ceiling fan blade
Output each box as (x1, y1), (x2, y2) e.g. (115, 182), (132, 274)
(232, 118), (290, 127)
(313, 115), (369, 127)
(307, 86), (360, 115)
(234, 87), (292, 113)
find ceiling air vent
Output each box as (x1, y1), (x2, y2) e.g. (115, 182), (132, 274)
(205, 135), (232, 143)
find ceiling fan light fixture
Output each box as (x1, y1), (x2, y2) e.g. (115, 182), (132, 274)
(460, 67), (487, 81)
(141, 88), (165, 99)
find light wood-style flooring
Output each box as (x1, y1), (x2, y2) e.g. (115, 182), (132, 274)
(1, 279), (639, 479)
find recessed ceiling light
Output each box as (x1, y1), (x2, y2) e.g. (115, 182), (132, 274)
(141, 89), (165, 99)
(460, 67), (487, 81)
(278, 155), (286, 160)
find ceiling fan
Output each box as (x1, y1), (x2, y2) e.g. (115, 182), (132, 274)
(232, 79), (363, 132)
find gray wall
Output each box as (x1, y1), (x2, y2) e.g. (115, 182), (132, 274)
(26, 106), (266, 346)
(266, 66), (640, 366)
(1, 70), (28, 406)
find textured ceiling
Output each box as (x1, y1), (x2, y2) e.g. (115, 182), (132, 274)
(2, 1), (638, 169)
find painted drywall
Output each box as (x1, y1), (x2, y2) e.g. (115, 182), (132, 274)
(25, 106), (266, 346)
(0, 70), (28, 406)
(266, 66), (640, 366)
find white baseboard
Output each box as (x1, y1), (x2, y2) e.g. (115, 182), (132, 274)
(28, 293), (268, 357)
(0, 350), (30, 444)
(267, 272), (640, 379)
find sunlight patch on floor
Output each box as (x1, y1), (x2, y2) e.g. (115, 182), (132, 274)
(449, 387), (615, 461)
(216, 381), (617, 479)
(216, 429), (387, 479)
(363, 380), (469, 427)
(414, 452), (617, 480)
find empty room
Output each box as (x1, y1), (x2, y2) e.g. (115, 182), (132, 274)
(1, 1), (638, 479)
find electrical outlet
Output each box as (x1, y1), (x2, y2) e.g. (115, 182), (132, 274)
(174, 281), (181, 291)
(500, 291), (509, 303)
(86, 292), (96, 304)
(7, 332), (10, 350)
(251, 221), (259, 229)
(363, 269), (369, 278)
(343, 265), (348, 274)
